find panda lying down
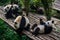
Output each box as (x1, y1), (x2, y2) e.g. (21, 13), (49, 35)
(14, 15), (55, 35)
(31, 20), (54, 35)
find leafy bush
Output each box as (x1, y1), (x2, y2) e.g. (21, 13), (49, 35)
(0, 0), (11, 6)
(0, 19), (30, 40)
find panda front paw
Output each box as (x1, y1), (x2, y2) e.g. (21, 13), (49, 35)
(32, 32), (38, 36)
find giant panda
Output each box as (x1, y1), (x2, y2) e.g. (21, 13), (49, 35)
(4, 4), (19, 19)
(12, 4), (20, 17)
(14, 15), (30, 34)
(4, 5), (14, 19)
(4, 4), (12, 12)
(31, 20), (54, 36)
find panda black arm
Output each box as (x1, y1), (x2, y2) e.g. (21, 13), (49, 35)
(31, 24), (37, 30)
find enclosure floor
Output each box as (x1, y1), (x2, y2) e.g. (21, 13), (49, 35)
(0, 7), (60, 40)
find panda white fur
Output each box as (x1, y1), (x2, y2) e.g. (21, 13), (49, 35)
(12, 4), (19, 10)
(31, 20), (54, 36)
(4, 4), (12, 12)
(14, 15), (30, 33)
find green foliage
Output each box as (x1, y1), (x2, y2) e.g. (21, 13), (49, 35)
(30, 0), (41, 7)
(0, 0), (11, 6)
(41, 0), (54, 20)
(21, 0), (30, 16)
(0, 19), (30, 40)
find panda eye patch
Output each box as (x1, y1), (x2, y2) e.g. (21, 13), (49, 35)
(15, 22), (17, 24)
(48, 22), (49, 24)
(52, 21), (54, 23)
(7, 7), (9, 9)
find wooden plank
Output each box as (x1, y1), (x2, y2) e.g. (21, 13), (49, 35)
(53, 0), (60, 11)
(23, 31), (41, 40)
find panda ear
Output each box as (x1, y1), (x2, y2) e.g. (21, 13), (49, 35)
(40, 18), (42, 21)
(52, 20), (54, 23)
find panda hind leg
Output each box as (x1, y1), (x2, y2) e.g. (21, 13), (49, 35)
(31, 24), (37, 30)
(25, 24), (30, 31)
(32, 28), (40, 36)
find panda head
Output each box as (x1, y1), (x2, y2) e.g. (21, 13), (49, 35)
(4, 4), (12, 12)
(12, 4), (19, 10)
(14, 16), (22, 29)
(45, 20), (54, 27)
(14, 15), (29, 29)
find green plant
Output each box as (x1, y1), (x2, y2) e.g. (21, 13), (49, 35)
(0, 0), (10, 6)
(0, 19), (30, 40)
(41, 0), (54, 20)
(23, 0), (30, 16)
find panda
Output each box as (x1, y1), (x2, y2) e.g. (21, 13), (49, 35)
(4, 4), (19, 19)
(31, 20), (54, 36)
(14, 15), (30, 34)
(12, 4), (20, 17)
(4, 4), (12, 12)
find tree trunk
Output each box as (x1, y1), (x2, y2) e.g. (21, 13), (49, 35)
(24, 0), (30, 16)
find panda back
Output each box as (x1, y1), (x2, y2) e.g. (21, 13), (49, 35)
(44, 26), (53, 34)
(24, 16), (29, 27)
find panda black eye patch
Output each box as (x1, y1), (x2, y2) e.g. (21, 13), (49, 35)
(48, 22), (49, 24)
(52, 21), (54, 23)
(7, 7), (9, 9)
(15, 22), (17, 24)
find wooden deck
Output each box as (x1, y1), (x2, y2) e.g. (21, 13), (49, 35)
(0, 9), (60, 40)
(53, 0), (60, 11)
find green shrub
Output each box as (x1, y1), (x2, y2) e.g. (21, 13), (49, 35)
(0, 19), (30, 40)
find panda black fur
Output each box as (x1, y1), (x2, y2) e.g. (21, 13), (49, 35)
(14, 15), (30, 34)
(12, 4), (20, 17)
(40, 18), (45, 25)
(31, 20), (54, 36)
(5, 5), (14, 19)
(4, 4), (19, 19)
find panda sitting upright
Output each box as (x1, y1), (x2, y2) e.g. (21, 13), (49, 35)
(4, 4), (20, 19)
(31, 20), (54, 36)
(14, 15), (30, 34)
